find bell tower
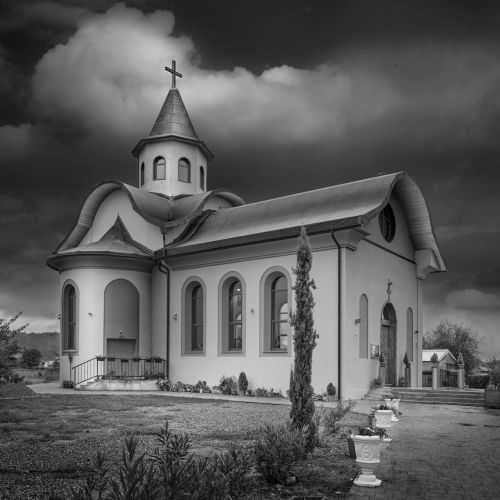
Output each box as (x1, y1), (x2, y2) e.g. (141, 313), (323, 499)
(132, 60), (214, 197)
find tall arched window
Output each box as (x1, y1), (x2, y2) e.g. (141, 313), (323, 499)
(259, 268), (291, 354)
(62, 283), (77, 351)
(407, 307), (414, 362)
(271, 276), (289, 350)
(191, 285), (204, 352)
(178, 157), (191, 182)
(140, 162), (145, 186)
(228, 281), (242, 350)
(199, 166), (205, 190)
(182, 279), (206, 355)
(359, 294), (368, 358)
(153, 157), (166, 180)
(219, 273), (245, 354)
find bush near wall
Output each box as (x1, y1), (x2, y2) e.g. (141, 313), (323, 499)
(466, 374), (489, 389)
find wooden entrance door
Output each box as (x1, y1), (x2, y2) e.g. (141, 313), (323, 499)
(381, 303), (397, 385)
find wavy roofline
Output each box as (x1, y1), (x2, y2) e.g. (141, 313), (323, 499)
(53, 181), (245, 254)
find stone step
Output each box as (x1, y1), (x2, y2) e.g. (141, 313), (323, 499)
(363, 388), (484, 407)
(400, 399), (483, 407)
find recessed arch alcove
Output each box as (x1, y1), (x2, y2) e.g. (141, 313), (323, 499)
(104, 279), (139, 358)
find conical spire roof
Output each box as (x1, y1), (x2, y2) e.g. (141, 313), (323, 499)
(149, 87), (200, 141)
(132, 86), (213, 160)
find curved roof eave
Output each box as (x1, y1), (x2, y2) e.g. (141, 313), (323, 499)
(163, 188), (245, 231)
(131, 135), (214, 161)
(383, 173), (447, 273)
(54, 180), (172, 254)
(53, 182), (245, 255)
(162, 172), (447, 272)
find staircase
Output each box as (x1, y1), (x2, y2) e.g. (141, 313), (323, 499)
(364, 387), (484, 407)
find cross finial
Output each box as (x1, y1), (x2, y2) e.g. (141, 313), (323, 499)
(387, 279), (393, 300)
(164, 59), (182, 88)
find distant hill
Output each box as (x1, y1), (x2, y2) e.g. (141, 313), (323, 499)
(13, 332), (59, 360)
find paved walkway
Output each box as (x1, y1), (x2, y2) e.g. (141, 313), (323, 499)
(347, 401), (500, 500)
(28, 383), (500, 499)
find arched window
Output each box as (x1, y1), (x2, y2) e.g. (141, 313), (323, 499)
(219, 273), (245, 354)
(359, 294), (368, 358)
(182, 279), (205, 355)
(62, 283), (77, 351)
(228, 281), (242, 350)
(260, 268), (291, 354)
(178, 157), (191, 183)
(407, 307), (414, 362)
(190, 285), (204, 352)
(199, 166), (205, 190)
(153, 157), (166, 180)
(140, 162), (145, 186)
(379, 204), (396, 242)
(271, 276), (289, 350)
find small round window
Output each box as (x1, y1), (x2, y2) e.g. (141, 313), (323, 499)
(379, 204), (395, 242)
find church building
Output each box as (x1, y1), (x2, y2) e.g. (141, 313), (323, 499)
(47, 62), (446, 399)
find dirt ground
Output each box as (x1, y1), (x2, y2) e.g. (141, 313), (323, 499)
(0, 383), (364, 499)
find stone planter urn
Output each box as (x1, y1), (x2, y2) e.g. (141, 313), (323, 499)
(384, 398), (400, 422)
(374, 409), (393, 429)
(351, 435), (385, 487)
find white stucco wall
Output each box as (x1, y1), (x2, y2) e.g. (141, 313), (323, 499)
(342, 193), (421, 398)
(80, 190), (163, 250)
(138, 141), (207, 196)
(165, 234), (339, 395)
(58, 267), (152, 381)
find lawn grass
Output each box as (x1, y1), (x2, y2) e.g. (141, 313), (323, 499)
(0, 384), (364, 499)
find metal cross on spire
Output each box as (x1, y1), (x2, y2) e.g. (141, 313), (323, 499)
(387, 279), (393, 301)
(164, 59), (182, 88)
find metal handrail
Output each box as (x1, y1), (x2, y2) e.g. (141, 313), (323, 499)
(72, 356), (167, 386)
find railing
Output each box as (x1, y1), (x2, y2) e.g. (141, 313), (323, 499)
(440, 369), (458, 388)
(422, 370), (432, 387)
(422, 369), (458, 388)
(72, 356), (167, 386)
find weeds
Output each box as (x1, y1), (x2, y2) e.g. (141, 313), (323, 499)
(317, 400), (357, 436)
(68, 421), (255, 499)
(252, 422), (309, 484)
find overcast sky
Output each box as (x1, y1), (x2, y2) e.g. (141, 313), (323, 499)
(1, 0), (499, 358)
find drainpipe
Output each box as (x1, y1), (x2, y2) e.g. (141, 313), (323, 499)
(157, 229), (171, 378)
(331, 231), (342, 400)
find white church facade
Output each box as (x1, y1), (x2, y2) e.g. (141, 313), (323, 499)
(47, 63), (446, 399)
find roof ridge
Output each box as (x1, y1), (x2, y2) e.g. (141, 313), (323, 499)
(215, 172), (404, 214)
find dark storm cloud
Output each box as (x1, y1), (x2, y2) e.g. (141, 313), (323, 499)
(0, 1), (499, 354)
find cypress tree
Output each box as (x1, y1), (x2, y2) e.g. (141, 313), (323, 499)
(289, 226), (318, 450)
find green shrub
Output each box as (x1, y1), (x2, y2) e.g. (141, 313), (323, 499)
(319, 400), (357, 436)
(69, 421), (253, 500)
(252, 422), (309, 484)
(466, 374), (489, 389)
(238, 371), (248, 391)
(326, 382), (336, 396)
(219, 375), (237, 394)
(254, 387), (269, 397)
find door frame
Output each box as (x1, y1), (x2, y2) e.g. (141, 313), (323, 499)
(381, 303), (397, 385)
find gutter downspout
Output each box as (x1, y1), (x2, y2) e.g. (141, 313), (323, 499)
(157, 230), (170, 378)
(331, 231), (342, 401)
